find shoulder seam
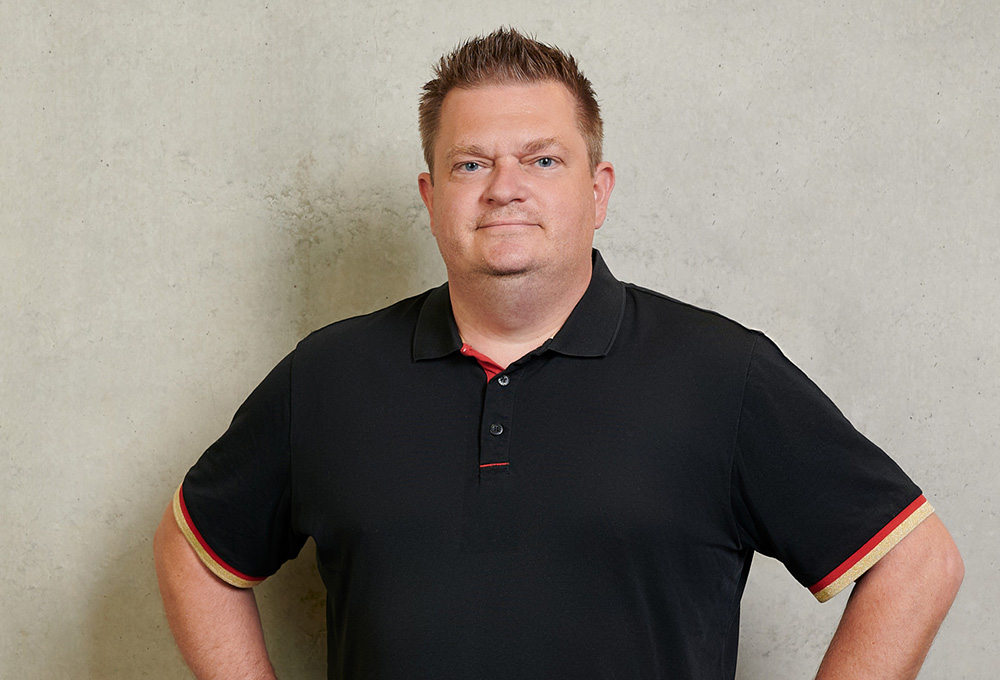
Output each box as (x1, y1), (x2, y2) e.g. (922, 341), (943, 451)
(623, 283), (759, 334)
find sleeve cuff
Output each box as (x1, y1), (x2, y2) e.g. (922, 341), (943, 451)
(172, 484), (266, 589)
(809, 495), (934, 603)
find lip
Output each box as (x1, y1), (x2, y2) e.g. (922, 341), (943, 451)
(477, 221), (538, 229)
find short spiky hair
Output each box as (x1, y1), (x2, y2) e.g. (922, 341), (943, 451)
(419, 28), (604, 175)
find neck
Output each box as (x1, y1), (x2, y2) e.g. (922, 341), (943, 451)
(448, 263), (592, 369)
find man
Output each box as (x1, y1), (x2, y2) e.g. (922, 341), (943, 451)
(154, 29), (963, 679)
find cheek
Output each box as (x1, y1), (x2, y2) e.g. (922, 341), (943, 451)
(556, 185), (598, 221)
(437, 187), (477, 218)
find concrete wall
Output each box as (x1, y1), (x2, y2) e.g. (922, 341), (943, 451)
(2, 2), (996, 677)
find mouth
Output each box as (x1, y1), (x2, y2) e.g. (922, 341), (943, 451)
(476, 220), (538, 230)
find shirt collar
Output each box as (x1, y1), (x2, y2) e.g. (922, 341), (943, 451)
(413, 249), (626, 362)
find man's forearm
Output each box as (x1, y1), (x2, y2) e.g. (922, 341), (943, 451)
(814, 513), (964, 680)
(153, 504), (277, 680)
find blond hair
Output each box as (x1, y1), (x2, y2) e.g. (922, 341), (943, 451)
(419, 28), (603, 175)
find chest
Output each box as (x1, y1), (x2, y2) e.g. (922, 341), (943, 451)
(288, 351), (744, 559)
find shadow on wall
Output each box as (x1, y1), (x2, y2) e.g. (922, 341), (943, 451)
(275, 152), (444, 337)
(255, 541), (329, 677)
(82, 503), (200, 677)
(734, 555), (847, 679)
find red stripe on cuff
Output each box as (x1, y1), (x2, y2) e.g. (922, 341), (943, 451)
(809, 494), (928, 595)
(177, 485), (264, 584)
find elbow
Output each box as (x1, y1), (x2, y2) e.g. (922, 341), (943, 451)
(918, 516), (964, 615)
(939, 537), (965, 602)
(884, 514), (965, 615)
(153, 502), (180, 578)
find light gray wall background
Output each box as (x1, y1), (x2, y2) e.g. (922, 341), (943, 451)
(2, 1), (996, 678)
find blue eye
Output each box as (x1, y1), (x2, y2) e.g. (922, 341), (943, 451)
(461, 162), (480, 172)
(535, 157), (555, 168)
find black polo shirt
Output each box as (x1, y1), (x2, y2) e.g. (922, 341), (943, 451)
(176, 250), (929, 679)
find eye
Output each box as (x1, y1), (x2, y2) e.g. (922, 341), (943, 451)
(459, 161), (481, 172)
(534, 157), (556, 168)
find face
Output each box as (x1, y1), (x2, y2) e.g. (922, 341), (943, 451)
(418, 82), (614, 286)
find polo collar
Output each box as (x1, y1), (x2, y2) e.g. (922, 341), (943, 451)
(548, 250), (626, 357)
(412, 282), (462, 360)
(413, 249), (626, 362)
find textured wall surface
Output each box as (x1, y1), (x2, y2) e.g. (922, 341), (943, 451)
(2, 2), (997, 678)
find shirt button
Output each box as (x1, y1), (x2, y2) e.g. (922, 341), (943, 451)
(489, 423), (503, 436)
(497, 375), (510, 386)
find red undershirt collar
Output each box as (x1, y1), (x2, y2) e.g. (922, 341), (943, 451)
(459, 343), (504, 381)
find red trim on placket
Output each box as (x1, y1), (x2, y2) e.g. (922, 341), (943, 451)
(460, 343), (504, 381)
(460, 343), (510, 470)
(177, 485), (263, 584)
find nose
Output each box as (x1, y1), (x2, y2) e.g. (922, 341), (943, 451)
(483, 159), (527, 206)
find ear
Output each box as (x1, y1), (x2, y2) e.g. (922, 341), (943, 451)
(418, 172), (435, 232)
(592, 162), (615, 230)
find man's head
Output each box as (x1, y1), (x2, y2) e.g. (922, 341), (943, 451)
(419, 28), (604, 177)
(416, 30), (614, 293)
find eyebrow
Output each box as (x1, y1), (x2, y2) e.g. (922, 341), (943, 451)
(444, 137), (566, 162)
(445, 144), (488, 162)
(522, 137), (564, 155)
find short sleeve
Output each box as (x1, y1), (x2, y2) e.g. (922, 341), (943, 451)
(731, 332), (933, 602)
(173, 351), (307, 587)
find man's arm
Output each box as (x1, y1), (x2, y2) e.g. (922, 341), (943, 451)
(814, 513), (964, 680)
(153, 504), (277, 680)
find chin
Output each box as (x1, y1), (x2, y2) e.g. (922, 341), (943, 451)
(473, 248), (539, 278)
(476, 260), (536, 278)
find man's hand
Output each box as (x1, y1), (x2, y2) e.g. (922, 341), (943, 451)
(153, 503), (277, 680)
(815, 513), (963, 679)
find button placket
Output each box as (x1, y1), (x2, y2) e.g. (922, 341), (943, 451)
(478, 371), (518, 473)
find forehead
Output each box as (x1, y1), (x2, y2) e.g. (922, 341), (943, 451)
(435, 82), (583, 154)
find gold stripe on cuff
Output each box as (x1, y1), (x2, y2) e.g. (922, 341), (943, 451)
(814, 500), (934, 603)
(171, 486), (259, 589)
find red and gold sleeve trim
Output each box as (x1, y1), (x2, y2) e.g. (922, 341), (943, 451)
(810, 495), (933, 603)
(171, 485), (266, 589)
